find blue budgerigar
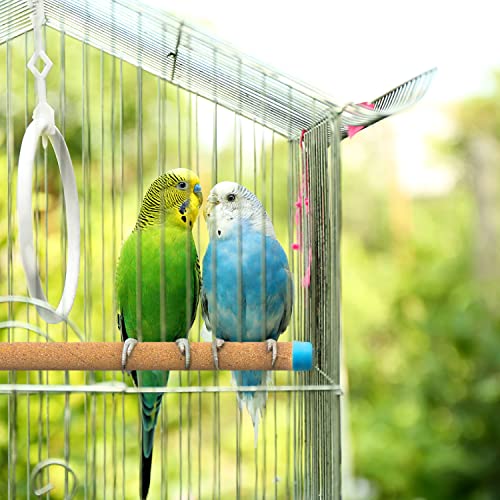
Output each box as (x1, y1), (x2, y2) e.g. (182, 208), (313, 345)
(201, 181), (293, 445)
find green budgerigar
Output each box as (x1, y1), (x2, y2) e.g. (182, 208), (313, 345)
(116, 168), (202, 499)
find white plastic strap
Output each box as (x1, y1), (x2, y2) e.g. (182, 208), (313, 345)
(17, 120), (80, 324)
(17, 0), (80, 323)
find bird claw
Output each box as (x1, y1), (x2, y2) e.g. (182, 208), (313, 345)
(267, 339), (278, 367)
(212, 338), (225, 370)
(176, 338), (191, 369)
(121, 338), (138, 372)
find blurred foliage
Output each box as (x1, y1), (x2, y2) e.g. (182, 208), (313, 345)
(342, 75), (500, 499)
(0, 24), (499, 500)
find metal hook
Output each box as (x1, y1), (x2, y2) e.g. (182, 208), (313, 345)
(31, 458), (79, 499)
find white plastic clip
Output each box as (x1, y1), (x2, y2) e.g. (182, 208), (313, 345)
(17, 0), (80, 324)
(27, 1), (54, 147)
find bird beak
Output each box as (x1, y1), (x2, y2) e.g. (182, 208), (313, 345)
(207, 193), (219, 205)
(193, 183), (203, 206)
(205, 193), (219, 218)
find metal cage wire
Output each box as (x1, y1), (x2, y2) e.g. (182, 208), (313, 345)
(0, 1), (434, 498)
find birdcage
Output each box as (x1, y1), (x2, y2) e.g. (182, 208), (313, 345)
(0, 1), (435, 498)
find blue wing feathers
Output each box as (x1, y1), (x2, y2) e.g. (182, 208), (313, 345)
(202, 228), (292, 342)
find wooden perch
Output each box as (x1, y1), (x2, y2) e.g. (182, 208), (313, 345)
(0, 341), (313, 371)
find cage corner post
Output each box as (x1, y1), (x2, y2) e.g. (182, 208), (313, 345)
(329, 108), (343, 500)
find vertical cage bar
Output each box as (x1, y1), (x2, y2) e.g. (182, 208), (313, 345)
(59, 26), (72, 500)
(194, 93), (203, 500)
(99, 48), (108, 499)
(118, 54), (127, 500)
(5, 33), (15, 500)
(110, 45), (118, 500)
(24, 30), (32, 500)
(329, 112), (343, 499)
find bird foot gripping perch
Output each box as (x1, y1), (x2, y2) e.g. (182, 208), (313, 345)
(175, 338), (191, 368)
(209, 338), (288, 370)
(211, 338), (225, 370)
(121, 338), (193, 372)
(266, 339), (278, 367)
(121, 338), (138, 372)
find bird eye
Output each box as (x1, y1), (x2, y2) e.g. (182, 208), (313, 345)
(227, 193), (236, 202)
(177, 181), (188, 190)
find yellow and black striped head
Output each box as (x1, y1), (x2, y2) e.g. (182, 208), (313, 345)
(135, 168), (203, 230)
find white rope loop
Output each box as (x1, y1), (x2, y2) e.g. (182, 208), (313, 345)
(17, 0), (80, 323)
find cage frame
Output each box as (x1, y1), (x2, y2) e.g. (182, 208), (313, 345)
(0, 1), (435, 498)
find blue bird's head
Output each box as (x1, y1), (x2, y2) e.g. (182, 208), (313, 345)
(205, 181), (275, 240)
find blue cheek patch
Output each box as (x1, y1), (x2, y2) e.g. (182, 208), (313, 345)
(179, 199), (190, 215)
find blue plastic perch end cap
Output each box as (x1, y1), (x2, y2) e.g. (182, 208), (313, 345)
(292, 341), (313, 371)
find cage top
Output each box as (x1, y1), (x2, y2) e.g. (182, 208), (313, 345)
(1, 0), (435, 139)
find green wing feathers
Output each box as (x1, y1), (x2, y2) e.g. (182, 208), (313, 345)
(116, 226), (200, 344)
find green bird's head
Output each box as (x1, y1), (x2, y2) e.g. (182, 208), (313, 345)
(135, 168), (203, 230)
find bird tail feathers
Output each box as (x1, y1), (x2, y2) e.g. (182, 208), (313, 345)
(140, 393), (163, 499)
(141, 451), (153, 500)
(232, 370), (273, 447)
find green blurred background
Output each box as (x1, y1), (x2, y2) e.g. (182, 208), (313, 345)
(1, 7), (500, 500)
